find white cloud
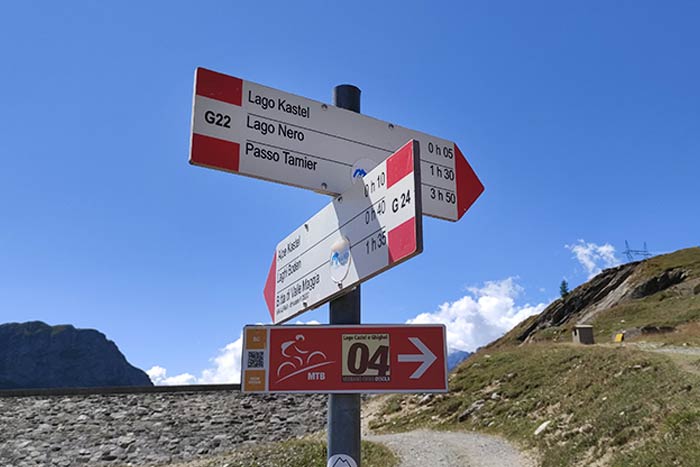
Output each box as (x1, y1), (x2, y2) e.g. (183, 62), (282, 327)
(146, 365), (197, 386)
(146, 365), (167, 383)
(161, 372), (197, 385)
(147, 334), (244, 386)
(565, 240), (620, 279)
(148, 320), (322, 386)
(407, 278), (546, 353)
(199, 337), (244, 384)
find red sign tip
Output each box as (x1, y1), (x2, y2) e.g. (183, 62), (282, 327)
(454, 144), (484, 220)
(263, 253), (277, 321)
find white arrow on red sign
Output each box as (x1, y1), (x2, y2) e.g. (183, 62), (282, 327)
(398, 337), (438, 379)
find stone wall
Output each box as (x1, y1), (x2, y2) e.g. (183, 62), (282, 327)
(0, 390), (327, 467)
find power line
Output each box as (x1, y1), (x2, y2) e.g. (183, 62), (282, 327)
(623, 240), (652, 262)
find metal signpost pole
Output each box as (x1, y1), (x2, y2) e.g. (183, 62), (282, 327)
(328, 84), (362, 467)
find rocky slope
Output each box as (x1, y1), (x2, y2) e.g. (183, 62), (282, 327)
(0, 321), (152, 389)
(494, 247), (700, 347)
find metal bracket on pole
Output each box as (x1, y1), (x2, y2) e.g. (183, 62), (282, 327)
(327, 84), (362, 467)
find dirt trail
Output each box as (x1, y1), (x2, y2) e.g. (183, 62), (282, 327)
(365, 430), (536, 467)
(362, 396), (535, 467)
(631, 342), (700, 356)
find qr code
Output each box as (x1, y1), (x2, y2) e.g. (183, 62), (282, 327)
(247, 351), (265, 369)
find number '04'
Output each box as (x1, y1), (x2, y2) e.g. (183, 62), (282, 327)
(347, 343), (390, 376)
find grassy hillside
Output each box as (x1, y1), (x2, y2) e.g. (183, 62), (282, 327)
(369, 247), (700, 466)
(371, 345), (700, 466)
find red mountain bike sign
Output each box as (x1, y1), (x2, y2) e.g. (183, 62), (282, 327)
(241, 324), (448, 393)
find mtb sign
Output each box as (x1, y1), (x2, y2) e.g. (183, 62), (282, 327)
(241, 324), (448, 393)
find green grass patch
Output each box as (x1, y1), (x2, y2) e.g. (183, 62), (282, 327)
(636, 247), (700, 279)
(592, 295), (700, 343)
(170, 439), (398, 467)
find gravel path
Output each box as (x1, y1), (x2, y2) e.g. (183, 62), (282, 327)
(632, 342), (700, 356)
(366, 430), (536, 467)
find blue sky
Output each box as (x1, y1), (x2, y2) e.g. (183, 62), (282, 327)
(1, 1), (698, 384)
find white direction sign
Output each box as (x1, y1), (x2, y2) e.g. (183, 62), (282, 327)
(263, 141), (422, 324)
(189, 67), (483, 221)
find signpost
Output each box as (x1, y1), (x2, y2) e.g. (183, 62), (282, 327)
(263, 140), (422, 324)
(189, 68), (485, 467)
(241, 324), (448, 393)
(189, 67), (484, 222)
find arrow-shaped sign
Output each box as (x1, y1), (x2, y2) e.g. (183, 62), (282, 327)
(398, 337), (437, 379)
(189, 67), (484, 222)
(264, 141), (422, 324)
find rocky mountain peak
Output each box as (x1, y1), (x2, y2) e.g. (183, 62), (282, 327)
(0, 321), (152, 389)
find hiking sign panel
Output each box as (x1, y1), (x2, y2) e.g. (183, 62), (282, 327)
(189, 67), (483, 221)
(263, 141), (423, 324)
